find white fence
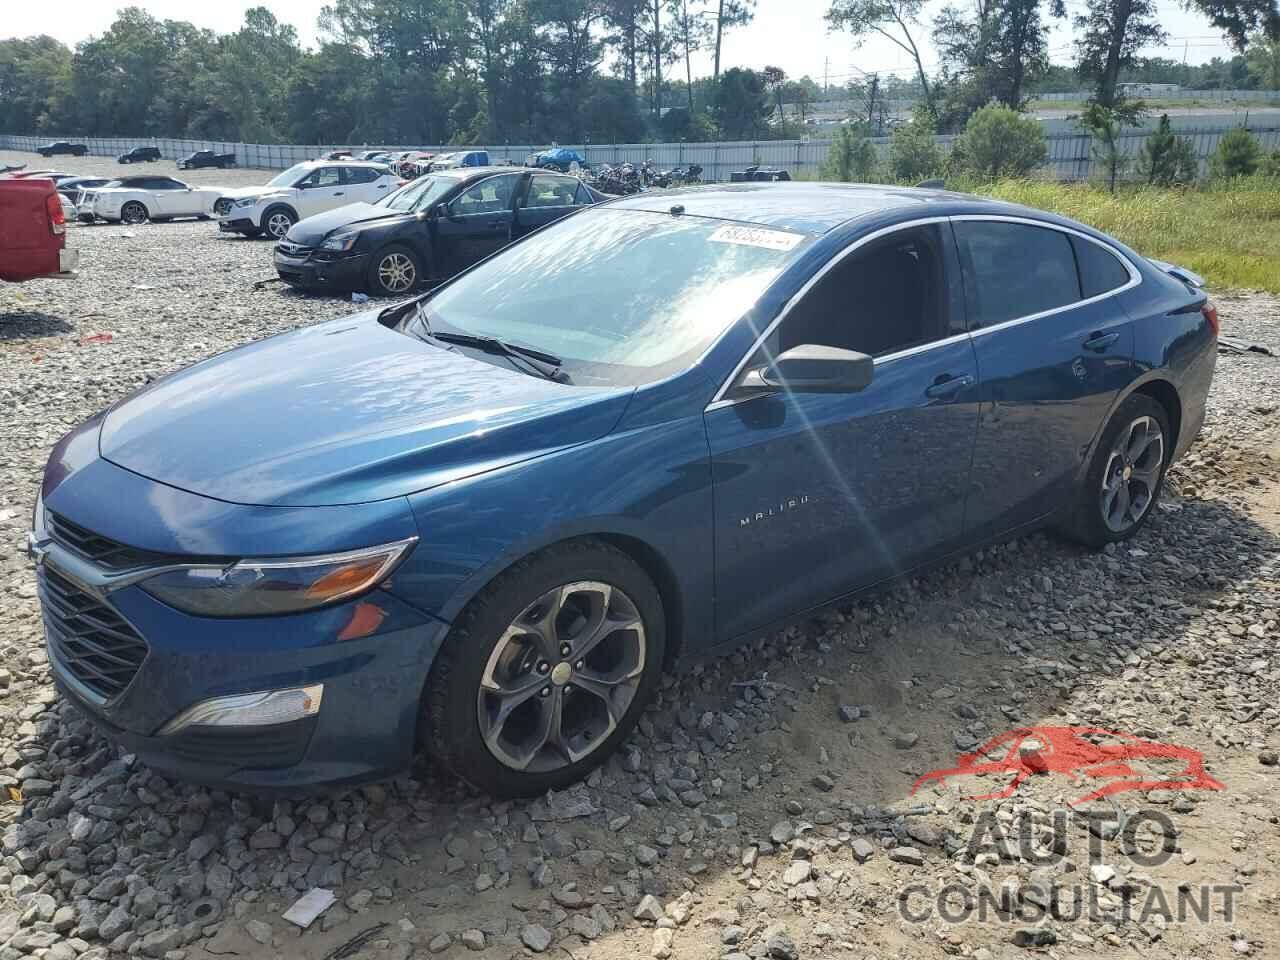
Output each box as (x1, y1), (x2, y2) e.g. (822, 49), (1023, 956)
(4, 128), (1279, 181)
(1037, 88), (1280, 102)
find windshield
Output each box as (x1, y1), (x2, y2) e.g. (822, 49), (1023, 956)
(416, 209), (809, 386)
(380, 175), (454, 212)
(267, 163), (310, 187)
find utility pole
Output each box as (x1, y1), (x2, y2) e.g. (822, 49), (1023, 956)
(824, 57), (830, 98)
(867, 73), (879, 134)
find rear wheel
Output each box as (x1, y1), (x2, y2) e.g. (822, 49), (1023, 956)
(367, 244), (422, 296)
(120, 201), (148, 225)
(1058, 393), (1170, 548)
(425, 540), (665, 796)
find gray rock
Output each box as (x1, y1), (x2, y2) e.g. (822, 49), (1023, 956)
(244, 919), (273, 945)
(851, 837), (876, 863)
(521, 923), (552, 952)
(460, 928), (485, 950)
(765, 928), (799, 960)
(427, 932), (451, 953)
(99, 905), (133, 940)
(634, 894), (666, 922)
(888, 846), (924, 865)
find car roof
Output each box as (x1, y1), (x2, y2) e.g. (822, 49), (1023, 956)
(295, 159), (396, 171)
(432, 164), (528, 180)
(604, 182), (1008, 235)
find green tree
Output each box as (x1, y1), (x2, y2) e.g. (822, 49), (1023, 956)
(1079, 101), (1137, 192)
(1074, 0), (1165, 109)
(0, 36), (72, 133)
(822, 123), (879, 181)
(888, 113), (943, 181)
(1210, 126), (1264, 177)
(826, 0), (936, 117)
(952, 103), (1047, 178)
(1136, 113), (1198, 184)
(1246, 34), (1280, 88)
(711, 0), (754, 80)
(933, 0), (1063, 126)
(713, 66), (770, 138)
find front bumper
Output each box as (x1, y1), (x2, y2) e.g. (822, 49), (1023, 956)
(274, 248), (368, 289)
(218, 216), (258, 233)
(38, 550), (449, 790)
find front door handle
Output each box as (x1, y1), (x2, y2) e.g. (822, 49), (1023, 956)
(333, 191), (345, 197)
(925, 373), (974, 400)
(1082, 331), (1120, 352)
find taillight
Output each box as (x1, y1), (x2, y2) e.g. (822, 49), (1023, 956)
(46, 192), (66, 235)
(1202, 300), (1219, 337)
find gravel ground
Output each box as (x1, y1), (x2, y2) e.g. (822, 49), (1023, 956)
(2, 150), (1278, 960)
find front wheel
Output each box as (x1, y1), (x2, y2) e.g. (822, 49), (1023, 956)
(366, 244), (422, 296)
(261, 206), (295, 241)
(1058, 393), (1170, 548)
(425, 541), (665, 797)
(120, 201), (149, 225)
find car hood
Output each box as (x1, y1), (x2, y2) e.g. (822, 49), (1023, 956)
(218, 185), (290, 202)
(99, 313), (633, 507)
(288, 203), (408, 245)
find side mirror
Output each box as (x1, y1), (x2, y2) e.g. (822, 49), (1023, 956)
(753, 344), (874, 393)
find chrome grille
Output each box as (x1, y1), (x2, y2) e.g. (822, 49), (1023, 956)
(38, 566), (148, 701)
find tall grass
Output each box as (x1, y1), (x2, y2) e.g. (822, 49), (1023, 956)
(961, 177), (1280, 293)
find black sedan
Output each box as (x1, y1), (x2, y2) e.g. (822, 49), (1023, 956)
(38, 141), (87, 157)
(178, 150), (237, 170)
(274, 167), (605, 296)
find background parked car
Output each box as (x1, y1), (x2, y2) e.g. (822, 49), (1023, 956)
(214, 160), (402, 240)
(77, 176), (225, 224)
(178, 150), (237, 170)
(526, 147), (588, 172)
(37, 141), (88, 157)
(0, 176), (78, 280)
(428, 150), (490, 171)
(274, 167), (603, 296)
(55, 177), (110, 200)
(117, 146), (162, 164)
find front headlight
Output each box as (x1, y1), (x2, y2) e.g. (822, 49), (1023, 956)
(234, 197), (257, 208)
(140, 537), (416, 618)
(321, 233), (359, 252)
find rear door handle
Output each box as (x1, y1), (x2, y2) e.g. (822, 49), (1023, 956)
(1083, 331), (1120, 351)
(925, 373), (974, 399)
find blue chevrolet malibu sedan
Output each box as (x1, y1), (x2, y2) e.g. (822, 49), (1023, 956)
(30, 183), (1216, 796)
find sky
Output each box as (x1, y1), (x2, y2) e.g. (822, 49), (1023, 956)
(3, 0), (1242, 85)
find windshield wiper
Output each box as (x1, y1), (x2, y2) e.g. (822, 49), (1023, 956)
(408, 301), (564, 381)
(431, 331), (565, 381)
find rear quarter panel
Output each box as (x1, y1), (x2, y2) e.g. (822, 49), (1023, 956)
(1119, 265), (1215, 462)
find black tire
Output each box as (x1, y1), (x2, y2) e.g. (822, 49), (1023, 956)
(260, 205), (296, 241)
(366, 244), (423, 296)
(119, 201), (149, 225)
(425, 540), (666, 797)
(120, 157), (131, 164)
(1057, 393), (1171, 548)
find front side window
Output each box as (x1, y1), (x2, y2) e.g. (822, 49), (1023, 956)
(750, 224), (963, 368)
(953, 221), (1081, 329)
(414, 209), (810, 386)
(451, 174), (520, 215)
(299, 167), (342, 189)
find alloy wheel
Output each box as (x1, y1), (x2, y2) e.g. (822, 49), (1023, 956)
(477, 581), (646, 773)
(377, 253), (416, 293)
(266, 213), (293, 239)
(121, 203), (147, 225)
(1100, 415), (1164, 533)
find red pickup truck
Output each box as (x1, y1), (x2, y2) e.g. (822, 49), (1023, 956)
(0, 177), (79, 281)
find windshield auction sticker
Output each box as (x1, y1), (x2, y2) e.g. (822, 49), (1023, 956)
(708, 224), (803, 251)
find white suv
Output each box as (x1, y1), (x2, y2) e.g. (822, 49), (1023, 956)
(214, 161), (400, 240)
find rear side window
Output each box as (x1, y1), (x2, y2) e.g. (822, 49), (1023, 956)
(954, 221), (1081, 329)
(1071, 235), (1130, 298)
